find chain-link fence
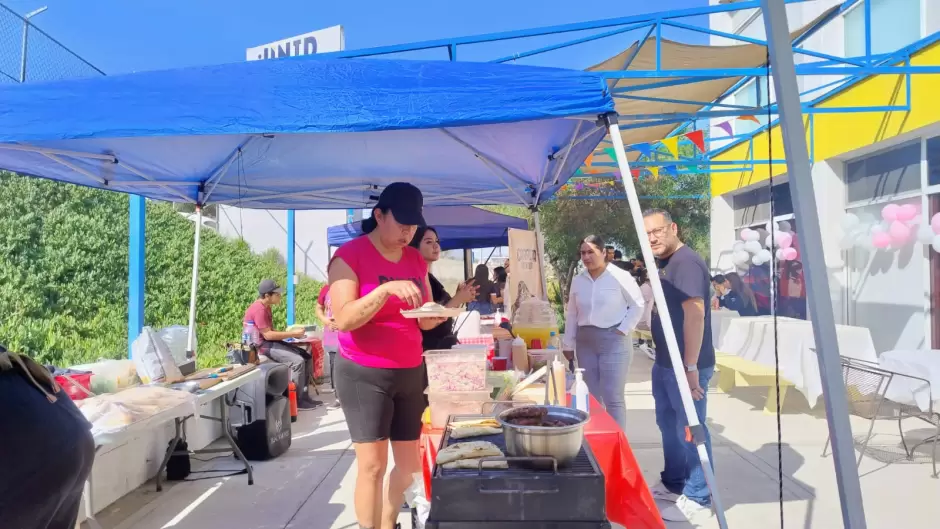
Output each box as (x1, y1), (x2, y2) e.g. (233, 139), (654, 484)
(0, 3), (104, 84)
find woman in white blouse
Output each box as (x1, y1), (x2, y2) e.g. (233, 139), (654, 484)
(562, 235), (645, 430)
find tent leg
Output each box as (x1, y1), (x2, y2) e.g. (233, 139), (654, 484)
(287, 210), (296, 326)
(463, 250), (473, 281)
(185, 207), (203, 360)
(603, 113), (728, 529)
(531, 209), (550, 300)
(760, 0), (867, 527)
(128, 195), (146, 358)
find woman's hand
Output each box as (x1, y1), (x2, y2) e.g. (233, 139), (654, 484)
(417, 316), (448, 330)
(452, 279), (479, 305)
(326, 318), (339, 332)
(381, 280), (424, 308)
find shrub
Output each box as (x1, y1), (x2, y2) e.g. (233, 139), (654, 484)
(0, 172), (322, 368)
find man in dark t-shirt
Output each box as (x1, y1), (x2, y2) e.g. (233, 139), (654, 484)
(644, 209), (716, 524)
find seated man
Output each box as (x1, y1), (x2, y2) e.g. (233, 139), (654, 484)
(244, 279), (322, 409)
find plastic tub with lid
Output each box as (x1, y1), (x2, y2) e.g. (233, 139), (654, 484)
(425, 388), (493, 428)
(424, 348), (488, 392)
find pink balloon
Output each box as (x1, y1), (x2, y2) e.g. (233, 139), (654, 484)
(882, 203), (900, 222)
(872, 232), (892, 249)
(932, 213), (940, 235)
(776, 232), (793, 249)
(889, 221), (911, 243)
(781, 247), (798, 261)
(897, 204), (918, 222)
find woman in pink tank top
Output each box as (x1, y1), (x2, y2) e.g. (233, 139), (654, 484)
(328, 183), (446, 529)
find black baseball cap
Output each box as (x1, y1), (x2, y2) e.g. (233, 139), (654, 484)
(258, 279), (284, 297)
(376, 182), (426, 227)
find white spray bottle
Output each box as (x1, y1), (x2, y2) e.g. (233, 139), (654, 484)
(571, 368), (590, 414)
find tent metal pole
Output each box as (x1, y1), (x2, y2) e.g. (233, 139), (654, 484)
(185, 206), (203, 359)
(760, 0), (867, 527)
(287, 210), (296, 326)
(531, 210), (550, 300)
(604, 113), (728, 529)
(463, 250), (472, 281)
(127, 195), (146, 358)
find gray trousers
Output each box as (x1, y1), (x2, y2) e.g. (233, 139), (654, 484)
(575, 325), (633, 431)
(263, 341), (313, 396)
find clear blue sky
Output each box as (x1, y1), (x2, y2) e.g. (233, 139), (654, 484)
(5, 0), (708, 74)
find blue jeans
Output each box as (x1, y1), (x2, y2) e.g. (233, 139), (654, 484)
(651, 363), (715, 507)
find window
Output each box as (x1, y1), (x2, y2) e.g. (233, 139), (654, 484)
(844, 0), (922, 58)
(844, 141), (921, 204)
(928, 135), (940, 187)
(733, 183), (793, 227)
(733, 77), (771, 135)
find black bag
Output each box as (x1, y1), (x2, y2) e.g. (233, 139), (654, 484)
(165, 439), (191, 481)
(236, 396), (291, 460)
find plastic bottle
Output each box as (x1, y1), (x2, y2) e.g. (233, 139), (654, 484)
(288, 382), (299, 423)
(511, 336), (529, 372)
(243, 320), (258, 346)
(547, 331), (561, 350)
(571, 368), (590, 414)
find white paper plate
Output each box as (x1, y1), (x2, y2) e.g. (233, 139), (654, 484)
(400, 307), (465, 319)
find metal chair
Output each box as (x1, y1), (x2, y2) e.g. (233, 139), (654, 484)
(822, 356), (939, 477)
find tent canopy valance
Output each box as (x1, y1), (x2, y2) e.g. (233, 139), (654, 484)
(328, 205), (529, 250)
(0, 57), (614, 209)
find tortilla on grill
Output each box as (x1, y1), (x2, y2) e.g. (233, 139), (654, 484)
(450, 426), (503, 439)
(436, 441), (503, 465)
(442, 459), (509, 470)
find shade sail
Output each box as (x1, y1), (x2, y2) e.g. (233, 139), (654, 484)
(328, 206), (528, 250)
(586, 5), (839, 165)
(0, 57), (614, 208)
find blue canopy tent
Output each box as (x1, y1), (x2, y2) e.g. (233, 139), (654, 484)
(327, 206), (528, 250)
(0, 55), (612, 358)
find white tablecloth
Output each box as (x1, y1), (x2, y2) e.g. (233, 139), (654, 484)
(711, 310), (740, 350)
(879, 350), (940, 413)
(718, 317), (878, 406)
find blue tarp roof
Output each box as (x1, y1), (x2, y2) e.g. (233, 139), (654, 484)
(0, 57), (613, 209)
(328, 206), (528, 250)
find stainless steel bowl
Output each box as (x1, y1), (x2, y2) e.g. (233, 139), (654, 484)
(496, 405), (589, 467)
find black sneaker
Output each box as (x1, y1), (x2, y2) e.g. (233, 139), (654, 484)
(298, 397), (323, 410)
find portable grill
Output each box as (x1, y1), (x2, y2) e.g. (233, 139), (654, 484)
(425, 414), (611, 529)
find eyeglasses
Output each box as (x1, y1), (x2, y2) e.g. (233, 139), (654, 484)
(646, 225), (671, 238)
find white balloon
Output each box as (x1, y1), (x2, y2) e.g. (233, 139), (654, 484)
(917, 224), (935, 244)
(778, 221), (792, 232)
(933, 235), (940, 254)
(743, 229), (760, 242)
(732, 241), (745, 252)
(751, 255), (764, 266)
(765, 221), (776, 233)
(840, 213), (860, 231)
(764, 235), (774, 249)
(776, 248), (788, 260)
(732, 250), (750, 265)
(757, 249), (773, 263)
(870, 223), (886, 234)
(744, 240), (763, 254)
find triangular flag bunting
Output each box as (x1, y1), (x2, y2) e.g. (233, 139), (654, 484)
(684, 130), (706, 153)
(631, 169), (641, 180)
(738, 115), (761, 124)
(649, 167), (660, 181)
(575, 182), (584, 191)
(661, 137), (679, 159)
(714, 121), (733, 137)
(585, 152), (594, 169)
(603, 147), (618, 163)
(663, 165), (678, 179)
(633, 143), (653, 158)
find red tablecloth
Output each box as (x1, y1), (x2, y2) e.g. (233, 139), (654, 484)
(292, 337), (325, 379)
(419, 396), (665, 529)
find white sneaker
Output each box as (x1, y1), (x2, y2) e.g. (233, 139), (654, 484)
(649, 481), (680, 503)
(660, 495), (714, 524)
(640, 343), (656, 361)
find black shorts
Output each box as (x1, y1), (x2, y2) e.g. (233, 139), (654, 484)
(334, 354), (426, 443)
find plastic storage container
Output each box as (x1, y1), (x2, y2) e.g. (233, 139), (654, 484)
(426, 388), (494, 428)
(527, 349), (554, 372)
(55, 372), (93, 400)
(512, 297), (559, 349)
(424, 348), (488, 392)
